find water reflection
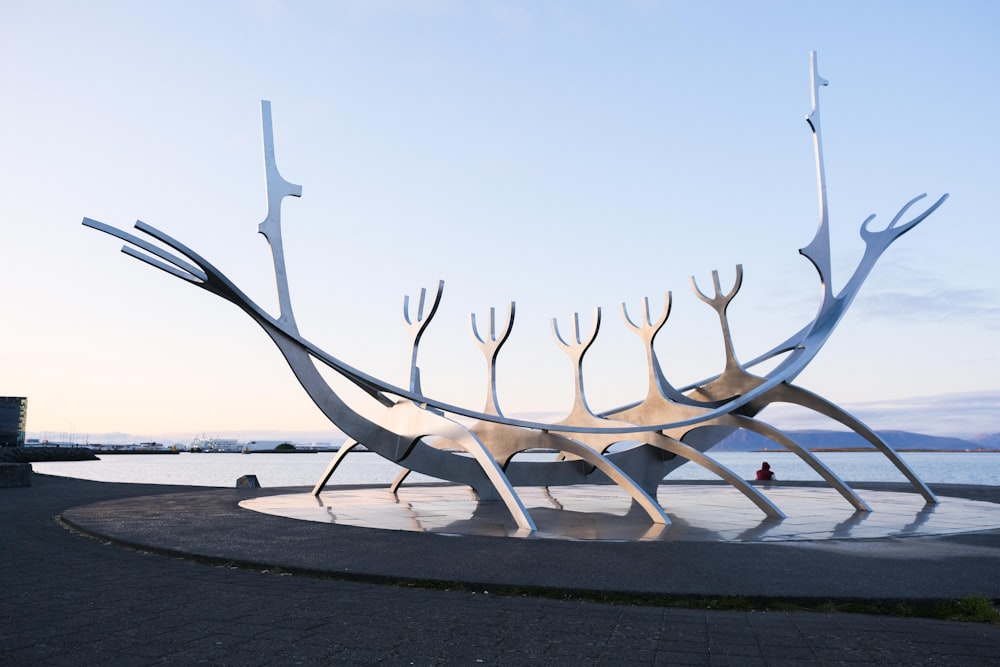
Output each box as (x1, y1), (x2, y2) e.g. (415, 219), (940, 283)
(241, 484), (1000, 543)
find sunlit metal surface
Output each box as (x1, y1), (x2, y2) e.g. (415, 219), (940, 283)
(84, 52), (947, 533)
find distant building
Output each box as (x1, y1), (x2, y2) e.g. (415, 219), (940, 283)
(0, 397), (27, 447)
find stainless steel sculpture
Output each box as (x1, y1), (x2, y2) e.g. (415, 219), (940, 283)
(84, 52), (947, 532)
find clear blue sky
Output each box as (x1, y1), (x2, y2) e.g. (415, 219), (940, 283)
(2, 2), (997, 440)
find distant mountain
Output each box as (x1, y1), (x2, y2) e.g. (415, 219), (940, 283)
(972, 433), (1000, 449)
(709, 429), (995, 452)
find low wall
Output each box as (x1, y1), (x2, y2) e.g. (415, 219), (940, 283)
(0, 462), (31, 487)
(0, 447), (98, 463)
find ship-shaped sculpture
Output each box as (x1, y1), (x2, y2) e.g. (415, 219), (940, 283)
(84, 53), (947, 531)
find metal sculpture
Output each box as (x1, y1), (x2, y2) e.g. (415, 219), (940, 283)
(84, 52), (947, 532)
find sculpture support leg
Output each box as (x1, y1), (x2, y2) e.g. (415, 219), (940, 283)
(389, 468), (411, 495)
(648, 433), (786, 519)
(386, 403), (537, 532)
(731, 415), (872, 512)
(553, 438), (670, 525)
(423, 430), (536, 531)
(312, 439), (363, 496)
(764, 383), (938, 504)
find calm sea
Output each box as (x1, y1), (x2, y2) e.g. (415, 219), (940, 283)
(31, 450), (999, 489)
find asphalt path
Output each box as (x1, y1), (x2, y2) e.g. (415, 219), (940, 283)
(3, 473), (1000, 665)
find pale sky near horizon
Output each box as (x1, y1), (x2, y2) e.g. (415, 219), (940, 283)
(2, 1), (998, 441)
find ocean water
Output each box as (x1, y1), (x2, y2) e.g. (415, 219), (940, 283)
(31, 450), (1000, 489)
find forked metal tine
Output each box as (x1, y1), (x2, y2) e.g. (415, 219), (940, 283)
(621, 292), (672, 337)
(402, 280), (444, 395)
(471, 302), (515, 351)
(888, 194), (927, 229)
(403, 280), (444, 340)
(691, 266), (745, 372)
(690, 264), (743, 311)
(83, 217), (208, 284)
(403, 289), (425, 326)
(471, 302), (515, 417)
(861, 193), (948, 246)
(551, 308), (602, 421)
(552, 308), (601, 357)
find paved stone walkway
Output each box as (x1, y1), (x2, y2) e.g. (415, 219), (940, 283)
(3, 474), (1000, 665)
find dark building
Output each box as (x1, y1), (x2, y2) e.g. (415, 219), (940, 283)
(0, 397), (28, 447)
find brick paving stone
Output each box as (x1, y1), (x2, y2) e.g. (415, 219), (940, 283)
(656, 653), (709, 666)
(709, 656), (767, 667)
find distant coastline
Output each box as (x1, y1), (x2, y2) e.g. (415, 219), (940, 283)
(755, 447), (1000, 454)
(714, 429), (1000, 453)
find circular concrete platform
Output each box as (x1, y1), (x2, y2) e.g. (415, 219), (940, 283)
(59, 480), (1000, 599)
(240, 483), (1000, 542)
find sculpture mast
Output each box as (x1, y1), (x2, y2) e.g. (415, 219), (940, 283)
(799, 51), (834, 309)
(257, 100), (304, 335)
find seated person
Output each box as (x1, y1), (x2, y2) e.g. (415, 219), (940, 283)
(755, 461), (775, 481)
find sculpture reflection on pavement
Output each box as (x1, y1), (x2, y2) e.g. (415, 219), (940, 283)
(84, 52), (947, 532)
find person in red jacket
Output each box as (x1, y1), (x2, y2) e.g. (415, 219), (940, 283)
(756, 461), (775, 481)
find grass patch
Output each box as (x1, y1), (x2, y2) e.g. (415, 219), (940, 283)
(326, 575), (1000, 625)
(780, 597), (1000, 624)
(349, 578), (1000, 625)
